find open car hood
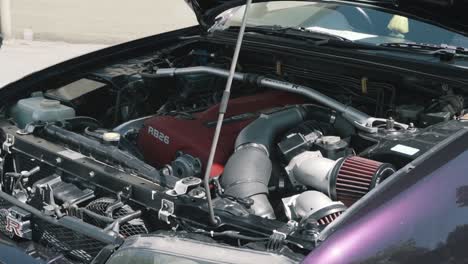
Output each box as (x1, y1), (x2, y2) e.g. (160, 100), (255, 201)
(185, 0), (468, 34)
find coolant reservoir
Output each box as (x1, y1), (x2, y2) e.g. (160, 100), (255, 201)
(11, 95), (75, 128)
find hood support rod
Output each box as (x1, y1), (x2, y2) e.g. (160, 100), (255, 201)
(202, 0), (252, 225)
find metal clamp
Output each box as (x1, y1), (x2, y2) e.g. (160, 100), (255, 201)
(158, 199), (175, 224)
(267, 220), (298, 251)
(16, 123), (42, 135)
(166, 177), (202, 197)
(2, 134), (14, 154)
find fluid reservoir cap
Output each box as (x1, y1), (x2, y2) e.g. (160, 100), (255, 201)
(40, 99), (61, 108)
(320, 136), (341, 145)
(103, 132), (121, 142)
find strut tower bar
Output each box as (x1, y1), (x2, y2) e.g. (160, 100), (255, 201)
(146, 66), (408, 133)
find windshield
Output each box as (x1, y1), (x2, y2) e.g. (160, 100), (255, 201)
(213, 1), (468, 47)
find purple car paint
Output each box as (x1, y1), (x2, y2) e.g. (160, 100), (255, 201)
(304, 130), (468, 263)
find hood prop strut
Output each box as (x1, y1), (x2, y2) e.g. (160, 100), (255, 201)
(202, 0), (252, 226)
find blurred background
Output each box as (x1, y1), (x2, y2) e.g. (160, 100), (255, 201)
(3, 0), (196, 44)
(0, 1), (197, 87)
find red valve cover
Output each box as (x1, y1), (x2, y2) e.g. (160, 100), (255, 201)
(137, 91), (303, 176)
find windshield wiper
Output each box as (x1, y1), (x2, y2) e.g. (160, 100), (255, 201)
(379, 42), (468, 61)
(227, 25), (352, 44)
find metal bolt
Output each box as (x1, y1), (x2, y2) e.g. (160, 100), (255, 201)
(386, 117), (395, 130)
(442, 83), (449, 92)
(55, 157), (62, 164)
(89, 171), (95, 178)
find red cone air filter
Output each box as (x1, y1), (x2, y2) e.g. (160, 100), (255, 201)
(330, 156), (395, 206)
(292, 190), (346, 226)
(317, 211), (343, 226)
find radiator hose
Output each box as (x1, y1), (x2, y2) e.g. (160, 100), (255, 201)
(221, 105), (353, 219)
(42, 125), (178, 187)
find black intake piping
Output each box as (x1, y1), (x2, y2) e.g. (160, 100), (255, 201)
(236, 105), (355, 151)
(221, 105), (353, 219)
(235, 106), (306, 154)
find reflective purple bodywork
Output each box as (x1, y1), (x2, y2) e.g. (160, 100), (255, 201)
(304, 129), (468, 263)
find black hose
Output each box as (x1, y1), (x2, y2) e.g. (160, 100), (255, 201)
(235, 105), (355, 152)
(63, 116), (102, 130)
(81, 208), (115, 223)
(235, 106), (306, 153)
(201, 230), (269, 242)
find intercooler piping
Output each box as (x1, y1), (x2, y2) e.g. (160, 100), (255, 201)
(147, 66), (374, 132)
(221, 105), (351, 219)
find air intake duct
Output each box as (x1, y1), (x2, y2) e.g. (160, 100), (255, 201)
(286, 152), (395, 206)
(221, 105), (352, 219)
(283, 191), (346, 226)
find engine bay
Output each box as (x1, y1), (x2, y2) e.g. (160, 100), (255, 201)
(1, 38), (467, 262)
